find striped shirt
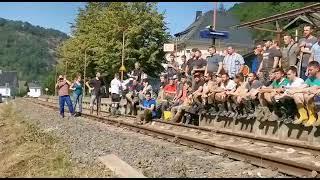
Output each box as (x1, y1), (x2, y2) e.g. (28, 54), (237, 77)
(223, 53), (245, 78)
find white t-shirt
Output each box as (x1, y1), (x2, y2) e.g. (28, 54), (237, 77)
(284, 77), (305, 89)
(220, 80), (237, 91)
(110, 78), (122, 94)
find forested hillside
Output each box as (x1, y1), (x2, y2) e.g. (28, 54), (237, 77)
(228, 2), (315, 41)
(0, 17), (68, 82)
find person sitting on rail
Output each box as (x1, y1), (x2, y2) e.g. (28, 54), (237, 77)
(205, 74), (224, 116)
(170, 81), (193, 123)
(158, 77), (177, 114)
(126, 78), (143, 115)
(191, 72), (205, 107)
(269, 66), (304, 123)
(172, 74), (187, 107)
(258, 68), (290, 122)
(226, 73), (249, 119)
(240, 72), (264, 120)
(288, 61), (320, 126)
(214, 73), (237, 117)
(136, 92), (157, 125)
(200, 73), (216, 113)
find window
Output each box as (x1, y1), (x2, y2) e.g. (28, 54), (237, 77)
(186, 50), (190, 53)
(35, 89), (37, 92)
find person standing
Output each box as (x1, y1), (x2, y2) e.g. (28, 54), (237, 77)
(86, 72), (104, 115)
(257, 40), (282, 85)
(167, 53), (179, 78)
(110, 73), (122, 114)
(185, 48), (198, 77)
(70, 74), (83, 116)
(281, 34), (298, 71)
(180, 55), (188, 74)
(205, 45), (223, 76)
(129, 62), (143, 83)
(309, 34), (320, 63)
(56, 75), (75, 118)
(297, 25), (318, 80)
(223, 46), (245, 79)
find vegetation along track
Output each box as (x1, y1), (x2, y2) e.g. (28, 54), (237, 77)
(28, 98), (320, 178)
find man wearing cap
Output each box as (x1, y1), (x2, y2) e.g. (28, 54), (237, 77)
(55, 75), (75, 118)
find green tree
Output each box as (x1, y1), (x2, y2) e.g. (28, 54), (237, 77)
(58, 2), (170, 82)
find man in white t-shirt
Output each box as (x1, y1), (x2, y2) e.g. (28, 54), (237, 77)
(110, 73), (122, 113)
(214, 73), (237, 116)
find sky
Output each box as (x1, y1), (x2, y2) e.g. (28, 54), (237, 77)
(0, 2), (238, 36)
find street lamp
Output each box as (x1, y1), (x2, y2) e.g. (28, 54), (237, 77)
(119, 31), (126, 81)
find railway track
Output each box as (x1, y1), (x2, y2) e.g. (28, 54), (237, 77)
(29, 98), (320, 177)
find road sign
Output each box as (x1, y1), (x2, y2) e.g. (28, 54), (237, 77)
(200, 29), (229, 39)
(164, 43), (175, 52)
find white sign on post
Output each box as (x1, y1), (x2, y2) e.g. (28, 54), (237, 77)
(163, 43), (175, 52)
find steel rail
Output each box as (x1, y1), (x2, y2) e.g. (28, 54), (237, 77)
(30, 99), (320, 177)
(42, 97), (320, 153)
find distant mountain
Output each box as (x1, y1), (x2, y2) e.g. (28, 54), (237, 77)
(0, 17), (69, 81)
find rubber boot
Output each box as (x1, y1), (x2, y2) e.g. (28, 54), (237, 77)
(292, 104), (308, 125)
(304, 103), (317, 127)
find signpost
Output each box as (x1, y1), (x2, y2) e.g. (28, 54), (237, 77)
(164, 43), (175, 52)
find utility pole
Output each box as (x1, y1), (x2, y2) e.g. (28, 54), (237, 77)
(84, 49), (87, 96)
(54, 65), (57, 96)
(212, 2), (218, 46)
(120, 31), (126, 81)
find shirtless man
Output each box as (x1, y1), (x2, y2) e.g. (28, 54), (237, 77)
(214, 73), (237, 117)
(227, 73), (250, 119)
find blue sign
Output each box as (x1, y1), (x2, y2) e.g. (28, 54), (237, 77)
(200, 29), (229, 39)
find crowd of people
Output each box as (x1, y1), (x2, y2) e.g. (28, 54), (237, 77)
(55, 24), (320, 128)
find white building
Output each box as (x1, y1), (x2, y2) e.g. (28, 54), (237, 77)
(0, 84), (11, 97)
(27, 83), (42, 98)
(0, 70), (18, 97)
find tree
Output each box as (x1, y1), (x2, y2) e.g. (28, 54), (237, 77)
(58, 2), (170, 82)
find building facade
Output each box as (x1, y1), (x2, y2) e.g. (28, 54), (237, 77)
(168, 10), (254, 65)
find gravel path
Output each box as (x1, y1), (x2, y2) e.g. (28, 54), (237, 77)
(13, 99), (289, 178)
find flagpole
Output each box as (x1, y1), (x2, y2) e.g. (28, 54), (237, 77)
(212, 2), (218, 45)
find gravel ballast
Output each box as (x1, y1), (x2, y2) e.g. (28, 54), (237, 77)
(13, 99), (289, 178)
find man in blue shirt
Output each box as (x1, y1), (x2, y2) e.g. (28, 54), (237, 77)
(136, 92), (157, 124)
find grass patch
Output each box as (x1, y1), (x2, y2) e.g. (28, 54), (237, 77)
(0, 102), (112, 177)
